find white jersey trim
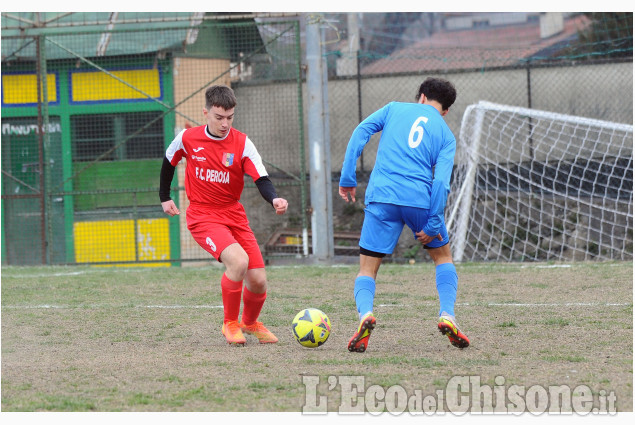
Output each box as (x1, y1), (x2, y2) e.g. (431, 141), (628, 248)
(243, 137), (268, 177)
(165, 129), (186, 162)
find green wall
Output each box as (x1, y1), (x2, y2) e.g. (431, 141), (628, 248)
(1, 55), (178, 264)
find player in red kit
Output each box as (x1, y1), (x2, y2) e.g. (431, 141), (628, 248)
(159, 85), (288, 346)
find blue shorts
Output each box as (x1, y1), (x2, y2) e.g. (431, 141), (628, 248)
(359, 202), (449, 255)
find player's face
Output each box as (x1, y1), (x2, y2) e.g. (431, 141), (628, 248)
(204, 105), (234, 138)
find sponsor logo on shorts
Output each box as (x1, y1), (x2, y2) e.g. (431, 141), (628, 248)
(206, 237), (217, 252)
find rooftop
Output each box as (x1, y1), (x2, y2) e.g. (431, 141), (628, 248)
(360, 14), (591, 75)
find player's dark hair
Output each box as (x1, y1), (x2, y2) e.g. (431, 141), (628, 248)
(205, 85), (237, 110)
(417, 78), (457, 111)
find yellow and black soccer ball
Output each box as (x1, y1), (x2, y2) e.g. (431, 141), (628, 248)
(292, 308), (331, 348)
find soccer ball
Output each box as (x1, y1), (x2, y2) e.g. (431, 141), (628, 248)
(292, 308), (331, 348)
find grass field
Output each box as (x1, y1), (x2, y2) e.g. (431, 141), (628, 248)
(1, 261), (632, 413)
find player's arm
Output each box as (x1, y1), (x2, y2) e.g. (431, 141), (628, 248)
(423, 134), (456, 236)
(339, 104), (390, 194)
(159, 130), (185, 216)
(339, 186), (357, 203)
(255, 176), (288, 215)
(159, 158), (180, 216)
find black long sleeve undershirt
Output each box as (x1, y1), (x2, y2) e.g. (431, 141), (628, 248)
(159, 157), (176, 203)
(159, 157), (278, 207)
(255, 176), (278, 206)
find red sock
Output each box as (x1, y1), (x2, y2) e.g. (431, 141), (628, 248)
(241, 287), (267, 326)
(221, 273), (243, 323)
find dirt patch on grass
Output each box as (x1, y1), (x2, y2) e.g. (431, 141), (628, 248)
(1, 262), (632, 412)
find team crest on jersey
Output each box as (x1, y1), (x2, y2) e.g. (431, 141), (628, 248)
(223, 153), (234, 167)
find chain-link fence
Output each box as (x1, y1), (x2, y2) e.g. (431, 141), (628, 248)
(2, 12), (633, 265)
(1, 13), (306, 266)
(322, 12), (633, 260)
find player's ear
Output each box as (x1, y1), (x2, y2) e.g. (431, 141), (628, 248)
(441, 108), (449, 117)
(417, 94), (426, 104)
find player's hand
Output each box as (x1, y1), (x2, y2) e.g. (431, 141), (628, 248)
(415, 230), (442, 246)
(162, 200), (180, 216)
(339, 186), (356, 203)
(272, 198), (288, 215)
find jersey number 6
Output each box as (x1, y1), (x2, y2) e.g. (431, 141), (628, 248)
(408, 116), (429, 148)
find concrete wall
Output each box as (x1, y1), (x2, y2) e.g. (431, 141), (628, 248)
(233, 81), (304, 175)
(172, 57), (232, 263)
(234, 61), (632, 178)
(204, 62), (633, 261)
(172, 57), (232, 130)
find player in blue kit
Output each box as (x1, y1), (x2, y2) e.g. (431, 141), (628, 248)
(339, 77), (470, 352)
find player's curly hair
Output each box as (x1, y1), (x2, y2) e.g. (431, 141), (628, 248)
(417, 78), (457, 111)
(205, 85), (237, 110)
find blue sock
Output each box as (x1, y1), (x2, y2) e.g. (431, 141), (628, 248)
(354, 276), (376, 318)
(436, 263), (458, 317)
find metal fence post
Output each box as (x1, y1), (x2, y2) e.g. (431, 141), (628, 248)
(37, 32), (53, 265)
(306, 14), (334, 261)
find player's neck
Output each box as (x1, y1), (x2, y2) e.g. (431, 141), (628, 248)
(205, 125), (227, 139)
(423, 100), (444, 114)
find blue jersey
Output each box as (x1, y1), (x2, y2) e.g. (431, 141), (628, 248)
(339, 102), (456, 236)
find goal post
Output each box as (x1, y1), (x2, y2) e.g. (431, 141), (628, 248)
(448, 101), (633, 262)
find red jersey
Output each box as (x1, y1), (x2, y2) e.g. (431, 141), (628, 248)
(165, 125), (268, 207)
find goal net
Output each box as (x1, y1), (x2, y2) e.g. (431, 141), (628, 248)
(447, 101), (633, 262)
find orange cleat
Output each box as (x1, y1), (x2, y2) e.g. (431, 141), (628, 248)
(348, 312), (376, 353)
(222, 320), (246, 345)
(438, 313), (470, 349)
(240, 321), (279, 344)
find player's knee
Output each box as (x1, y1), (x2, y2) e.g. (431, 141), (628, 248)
(246, 269), (268, 293)
(234, 258), (250, 278)
(250, 277), (267, 293)
(225, 255), (249, 280)
(428, 244), (453, 265)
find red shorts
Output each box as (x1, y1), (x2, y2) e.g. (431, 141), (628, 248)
(186, 202), (265, 269)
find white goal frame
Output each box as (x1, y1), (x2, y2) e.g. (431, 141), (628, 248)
(448, 101), (633, 262)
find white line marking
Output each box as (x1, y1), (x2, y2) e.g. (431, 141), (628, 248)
(2, 268), (153, 278)
(3, 271), (92, 278)
(377, 302), (631, 308)
(2, 304), (224, 310)
(2, 302), (630, 311)
(142, 305), (224, 309)
(2, 304), (69, 309)
(481, 302), (631, 307)
(523, 264), (572, 269)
